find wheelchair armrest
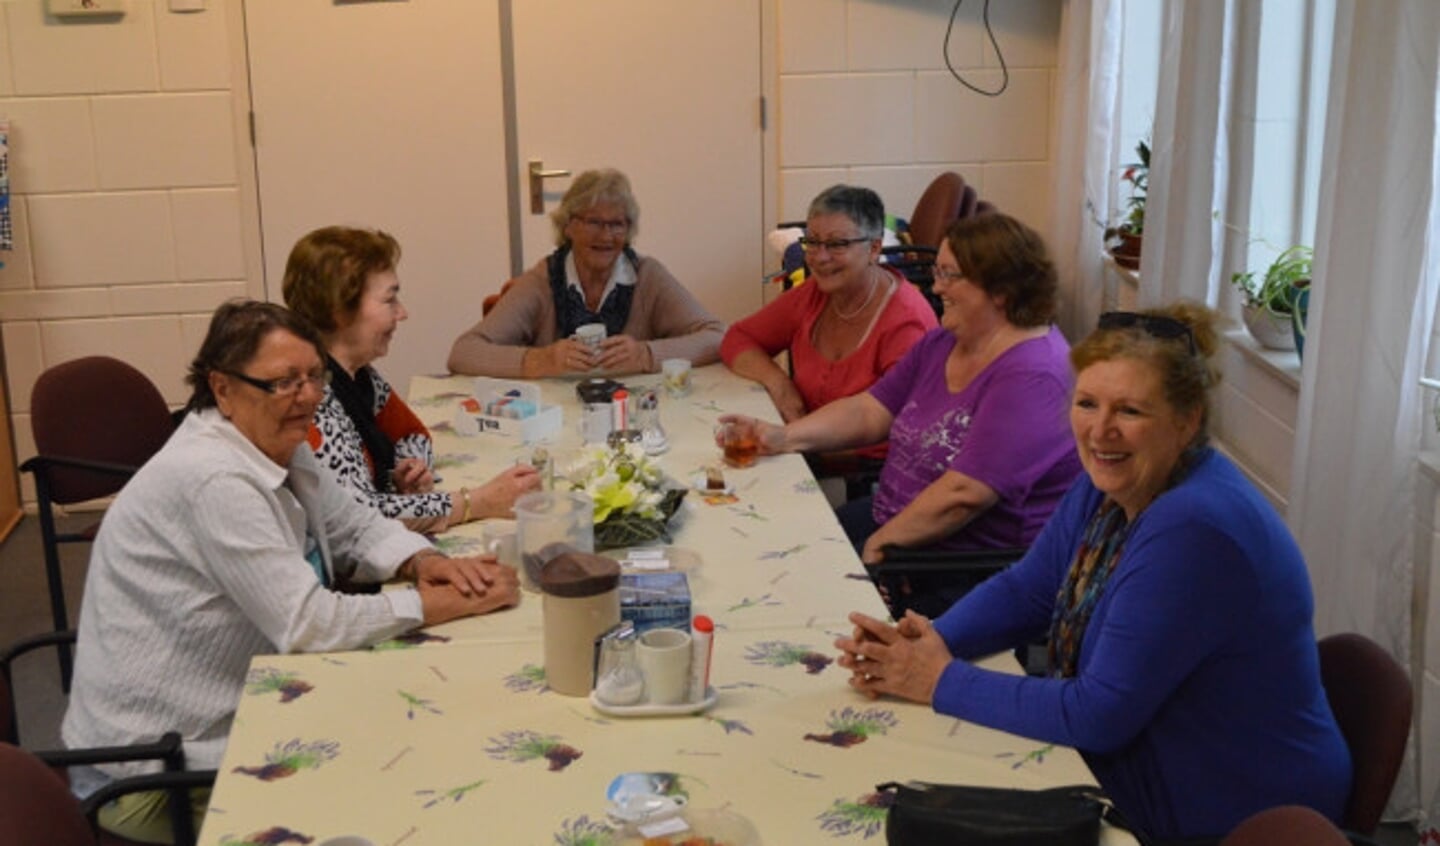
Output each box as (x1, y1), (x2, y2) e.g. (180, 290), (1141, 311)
(865, 547), (1027, 621)
(871, 546), (1027, 574)
(880, 244), (938, 259)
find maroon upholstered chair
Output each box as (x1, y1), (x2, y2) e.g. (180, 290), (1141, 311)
(0, 739), (212, 846)
(1219, 805), (1351, 846)
(1318, 632), (1413, 835)
(19, 356), (175, 690)
(0, 741), (93, 846)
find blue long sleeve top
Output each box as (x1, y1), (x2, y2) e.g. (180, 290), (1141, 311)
(931, 448), (1351, 841)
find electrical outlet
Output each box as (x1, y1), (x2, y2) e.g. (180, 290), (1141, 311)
(46, 0), (126, 17)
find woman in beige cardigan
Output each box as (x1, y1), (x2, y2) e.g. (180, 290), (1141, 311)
(448, 168), (724, 378)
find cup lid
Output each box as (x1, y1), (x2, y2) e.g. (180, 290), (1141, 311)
(576, 378), (624, 403)
(539, 550), (621, 596)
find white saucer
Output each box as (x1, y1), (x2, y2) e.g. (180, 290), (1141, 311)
(589, 687), (717, 717)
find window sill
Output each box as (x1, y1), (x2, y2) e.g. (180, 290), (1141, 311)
(1223, 329), (1301, 391)
(1419, 451), (1440, 485)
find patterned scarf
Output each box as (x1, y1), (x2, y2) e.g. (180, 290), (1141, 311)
(325, 357), (395, 493)
(549, 245), (639, 338)
(1047, 500), (1132, 678)
(1046, 447), (1205, 678)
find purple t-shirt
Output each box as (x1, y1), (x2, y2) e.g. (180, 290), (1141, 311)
(868, 326), (1081, 552)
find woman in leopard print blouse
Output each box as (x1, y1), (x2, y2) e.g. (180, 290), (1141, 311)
(283, 226), (540, 532)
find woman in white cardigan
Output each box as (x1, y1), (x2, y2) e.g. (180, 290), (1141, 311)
(61, 300), (520, 844)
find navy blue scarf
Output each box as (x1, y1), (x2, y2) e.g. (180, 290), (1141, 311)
(549, 245), (639, 338)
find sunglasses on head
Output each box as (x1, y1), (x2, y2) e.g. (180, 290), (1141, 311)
(1097, 311), (1197, 356)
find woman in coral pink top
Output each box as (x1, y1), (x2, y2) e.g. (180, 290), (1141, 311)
(721, 186), (937, 432)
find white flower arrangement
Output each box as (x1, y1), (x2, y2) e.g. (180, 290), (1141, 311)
(565, 441), (686, 548)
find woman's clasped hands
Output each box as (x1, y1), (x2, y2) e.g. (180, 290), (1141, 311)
(835, 610), (951, 705)
(409, 552), (522, 625)
(536, 334), (653, 376)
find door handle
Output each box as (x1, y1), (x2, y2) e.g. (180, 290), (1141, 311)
(528, 160), (572, 214)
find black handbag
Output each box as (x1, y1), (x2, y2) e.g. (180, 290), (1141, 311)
(878, 781), (1109, 846)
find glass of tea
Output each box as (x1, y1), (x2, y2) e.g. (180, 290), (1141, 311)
(719, 421), (759, 468)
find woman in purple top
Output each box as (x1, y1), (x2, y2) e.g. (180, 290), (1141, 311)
(720, 213), (1080, 572)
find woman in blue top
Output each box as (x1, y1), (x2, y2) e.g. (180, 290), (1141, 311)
(836, 303), (1351, 843)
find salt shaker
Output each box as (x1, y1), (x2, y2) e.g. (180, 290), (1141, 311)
(595, 622), (645, 706)
(637, 389), (668, 456)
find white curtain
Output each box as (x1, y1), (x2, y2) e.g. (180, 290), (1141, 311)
(1138, 0), (1243, 309)
(1049, 0), (1122, 341)
(1288, 0), (1440, 826)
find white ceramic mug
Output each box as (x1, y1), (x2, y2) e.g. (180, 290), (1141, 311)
(575, 322), (607, 353)
(636, 627), (692, 705)
(481, 522), (518, 568)
(661, 358), (692, 397)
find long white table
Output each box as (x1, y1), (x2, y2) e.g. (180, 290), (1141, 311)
(405, 366), (889, 642)
(196, 366), (1132, 846)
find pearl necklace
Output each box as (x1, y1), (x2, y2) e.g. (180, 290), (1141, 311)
(832, 270), (881, 321)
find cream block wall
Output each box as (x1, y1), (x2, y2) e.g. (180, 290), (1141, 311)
(777, 0), (1059, 236)
(0, 0), (254, 503)
(1210, 333), (1301, 512)
(0, 0), (1064, 507)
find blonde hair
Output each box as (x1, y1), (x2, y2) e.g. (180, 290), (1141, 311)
(549, 168), (640, 247)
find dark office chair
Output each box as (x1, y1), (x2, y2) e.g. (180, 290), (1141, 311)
(1317, 633), (1412, 836)
(1218, 805), (1353, 846)
(877, 172), (997, 317)
(20, 356), (175, 690)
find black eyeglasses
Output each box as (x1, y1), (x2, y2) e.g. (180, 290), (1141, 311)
(576, 216), (629, 234)
(798, 236), (872, 253)
(223, 369), (331, 397)
(1097, 311), (1197, 356)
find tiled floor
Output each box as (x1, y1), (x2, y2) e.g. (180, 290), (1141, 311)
(0, 511), (1422, 844)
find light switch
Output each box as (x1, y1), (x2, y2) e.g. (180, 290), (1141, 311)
(45, 0), (126, 17)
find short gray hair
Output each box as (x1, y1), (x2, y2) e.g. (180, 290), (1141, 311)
(806, 185), (885, 239)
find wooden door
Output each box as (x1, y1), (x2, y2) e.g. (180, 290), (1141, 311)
(244, 1), (764, 391)
(510, 1), (764, 323)
(244, 0), (510, 389)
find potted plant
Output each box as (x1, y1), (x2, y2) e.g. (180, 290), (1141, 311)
(1104, 140), (1150, 270)
(1229, 245), (1312, 351)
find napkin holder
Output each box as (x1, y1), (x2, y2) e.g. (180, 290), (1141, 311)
(453, 378), (562, 443)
